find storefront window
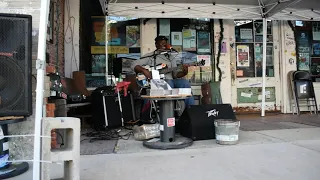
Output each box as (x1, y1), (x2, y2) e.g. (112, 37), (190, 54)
(88, 16), (141, 87)
(234, 20), (274, 78)
(157, 18), (212, 84)
(295, 21), (320, 82)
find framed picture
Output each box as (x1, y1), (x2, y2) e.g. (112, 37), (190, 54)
(46, 2), (54, 43)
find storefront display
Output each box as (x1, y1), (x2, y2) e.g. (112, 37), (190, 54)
(88, 16), (141, 84)
(235, 20), (274, 77)
(295, 21), (320, 81)
(157, 18), (212, 84)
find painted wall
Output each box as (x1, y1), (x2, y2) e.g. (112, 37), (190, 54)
(279, 21), (298, 113)
(64, 0), (80, 78)
(213, 19), (233, 104)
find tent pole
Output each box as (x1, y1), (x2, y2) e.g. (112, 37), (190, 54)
(33, 0), (50, 179)
(105, 16), (109, 85)
(261, 18), (267, 117)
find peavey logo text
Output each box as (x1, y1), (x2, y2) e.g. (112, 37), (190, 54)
(206, 109), (219, 117)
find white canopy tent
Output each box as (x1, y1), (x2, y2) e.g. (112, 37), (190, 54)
(99, 0), (320, 20)
(32, 0), (320, 179)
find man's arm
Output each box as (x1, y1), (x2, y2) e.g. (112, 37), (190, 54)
(131, 57), (148, 73)
(131, 56), (152, 79)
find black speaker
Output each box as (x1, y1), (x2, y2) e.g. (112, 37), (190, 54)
(113, 57), (122, 78)
(176, 104), (237, 141)
(91, 86), (133, 130)
(0, 13), (32, 116)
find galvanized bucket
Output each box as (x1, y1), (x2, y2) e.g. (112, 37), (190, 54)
(214, 120), (240, 145)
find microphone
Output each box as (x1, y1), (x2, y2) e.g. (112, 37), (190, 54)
(166, 44), (178, 52)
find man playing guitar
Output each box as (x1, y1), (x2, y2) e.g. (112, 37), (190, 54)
(131, 36), (195, 107)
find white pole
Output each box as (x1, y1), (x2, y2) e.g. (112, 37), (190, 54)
(33, 0), (50, 179)
(261, 18), (267, 117)
(105, 16), (109, 85)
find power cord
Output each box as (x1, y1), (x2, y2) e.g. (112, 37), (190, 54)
(81, 126), (134, 143)
(52, 130), (64, 147)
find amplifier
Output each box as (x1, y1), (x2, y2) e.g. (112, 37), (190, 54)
(91, 86), (134, 130)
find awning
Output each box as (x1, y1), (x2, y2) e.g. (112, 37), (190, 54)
(99, 0), (320, 20)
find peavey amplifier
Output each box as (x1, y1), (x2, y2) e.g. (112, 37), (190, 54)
(176, 104), (237, 141)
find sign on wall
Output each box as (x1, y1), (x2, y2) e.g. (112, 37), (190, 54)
(237, 87), (276, 103)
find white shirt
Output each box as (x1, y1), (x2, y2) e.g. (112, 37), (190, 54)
(131, 50), (181, 79)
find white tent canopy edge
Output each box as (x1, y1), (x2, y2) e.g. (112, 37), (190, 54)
(99, 0), (320, 20)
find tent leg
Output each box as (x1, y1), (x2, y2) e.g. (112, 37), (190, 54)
(33, 0), (51, 179)
(105, 16), (109, 85)
(261, 18), (267, 117)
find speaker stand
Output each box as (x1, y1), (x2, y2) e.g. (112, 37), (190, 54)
(141, 96), (193, 150)
(0, 118), (29, 179)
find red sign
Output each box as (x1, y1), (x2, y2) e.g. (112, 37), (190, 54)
(167, 118), (175, 127)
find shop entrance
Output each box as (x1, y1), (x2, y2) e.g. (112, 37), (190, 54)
(230, 20), (281, 113)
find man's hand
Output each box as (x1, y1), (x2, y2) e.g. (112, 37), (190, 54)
(143, 69), (152, 79)
(182, 64), (188, 74)
(174, 65), (188, 79)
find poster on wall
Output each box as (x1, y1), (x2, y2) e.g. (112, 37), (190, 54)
(298, 53), (310, 71)
(197, 31), (211, 53)
(182, 29), (197, 51)
(313, 43), (320, 56)
(236, 45), (250, 67)
(92, 17), (106, 46)
(159, 19), (170, 38)
(171, 32), (182, 45)
(312, 22), (320, 41)
(92, 55), (106, 76)
(126, 26), (140, 47)
(215, 41), (227, 54)
(255, 44), (262, 62)
(240, 29), (253, 40)
(197, 55), (211, 66)
(266, 46), (273, 66)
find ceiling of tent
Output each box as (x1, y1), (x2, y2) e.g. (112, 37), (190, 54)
(99, 0), (320, 20)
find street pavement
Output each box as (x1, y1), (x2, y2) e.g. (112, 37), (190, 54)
(9, 127), (320, 180)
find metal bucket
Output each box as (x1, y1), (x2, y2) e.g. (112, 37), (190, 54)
(214, 120), (240, 145)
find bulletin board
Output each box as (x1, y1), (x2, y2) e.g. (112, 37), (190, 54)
(237, 87), (276, 103)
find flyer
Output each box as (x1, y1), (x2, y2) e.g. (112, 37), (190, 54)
(240, 29), (253, 40)
(171, 32), (182, 45)
(236, 45), (250, 67)
(182, 29), (197, 51)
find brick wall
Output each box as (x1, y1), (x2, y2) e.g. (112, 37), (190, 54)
(47, 0), (65, 76)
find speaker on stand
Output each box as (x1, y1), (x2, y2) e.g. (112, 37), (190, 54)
(0, 13), (33, 179)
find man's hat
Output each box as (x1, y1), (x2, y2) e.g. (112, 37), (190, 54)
(155, 36), (168, 42)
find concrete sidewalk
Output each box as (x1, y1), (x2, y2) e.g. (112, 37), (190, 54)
(9, 127), (320, 180)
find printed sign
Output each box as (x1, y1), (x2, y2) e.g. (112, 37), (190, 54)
(167, 118), (175, 127)
(300, 84), (307, 94)
(91, 46), (129, 54)
(206, 109), (219, 117)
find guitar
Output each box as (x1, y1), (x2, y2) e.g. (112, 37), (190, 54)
(136, 59), (206, 88)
